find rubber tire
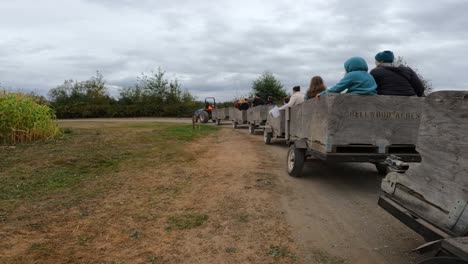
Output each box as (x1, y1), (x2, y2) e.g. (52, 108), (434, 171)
(287, 144), (305, 177)
(200, 111), (209, 123)
(375, 162), (388, 176)
(249, 124), (255, 135)
(417, 257), (468, 264)
(264, 131), (272, 145)
(212, 119), (216, 123)
(232, 122), (238, 129)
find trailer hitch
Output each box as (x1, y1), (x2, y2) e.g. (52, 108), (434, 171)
(385, 155), (410, 173)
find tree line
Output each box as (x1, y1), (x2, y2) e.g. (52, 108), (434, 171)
(48, 69), (204, 118)
(42, 70), (287, 119)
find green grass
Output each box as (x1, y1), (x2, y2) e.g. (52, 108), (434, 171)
(162, 124), (219, 141)
(167, 213), (209, 230)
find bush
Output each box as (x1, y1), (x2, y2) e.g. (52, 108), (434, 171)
(0, 91), (61, 145)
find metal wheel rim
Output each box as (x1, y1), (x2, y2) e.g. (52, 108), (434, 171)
(288, 149), (295, 172)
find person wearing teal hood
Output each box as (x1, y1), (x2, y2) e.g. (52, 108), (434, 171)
(317, 57), (377, 97)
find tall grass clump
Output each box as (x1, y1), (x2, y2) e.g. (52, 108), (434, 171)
(0, 91), (61, 145)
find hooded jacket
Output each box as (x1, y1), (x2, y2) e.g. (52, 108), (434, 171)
(370, 65), (425, 96)
(320, 57), (377, 96)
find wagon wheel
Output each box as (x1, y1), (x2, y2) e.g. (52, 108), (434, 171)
(264, 131), (273, 145)
(249, 124), (255, 135)
(287, 144), (305, 177)
(417, 257), (468, 264)
(375, 162), (388, 176)
(199, 111), (209, 123)
(232, 122), (238, 129)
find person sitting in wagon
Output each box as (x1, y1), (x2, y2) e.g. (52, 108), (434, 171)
(265, 96), (275, 105)
(238, 98), (250, 110)
(278, 86), (304, 110)
(370, 50), (425, 97)
(316, 57), (377, 98)
(305, 76), (327, 99)
(252, 94), (265, 106)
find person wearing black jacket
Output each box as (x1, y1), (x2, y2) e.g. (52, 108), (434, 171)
(252, 94), (265, 107)
(370, 51), (425, 97)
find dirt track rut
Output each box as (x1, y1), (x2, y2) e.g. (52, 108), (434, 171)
(230, 126), (425, 264)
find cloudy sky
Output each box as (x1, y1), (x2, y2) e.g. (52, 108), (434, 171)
(1, 0), (467, 101)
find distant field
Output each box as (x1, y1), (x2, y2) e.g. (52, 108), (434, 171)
(0, 121), (298, 264)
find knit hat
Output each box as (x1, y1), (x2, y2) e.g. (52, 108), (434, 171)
(375, 50), (394, 63)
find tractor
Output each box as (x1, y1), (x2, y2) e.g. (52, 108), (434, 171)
(194, 97), (216, 123)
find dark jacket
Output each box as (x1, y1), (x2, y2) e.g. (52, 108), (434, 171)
(238, 103), (249, 110)
(370, 66), (425, 96)
(252, 97), (265, 107)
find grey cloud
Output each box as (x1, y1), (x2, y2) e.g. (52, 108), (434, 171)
(0, 0), (466, 102)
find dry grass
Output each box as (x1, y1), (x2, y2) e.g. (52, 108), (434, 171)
(0, 121), (299, 264)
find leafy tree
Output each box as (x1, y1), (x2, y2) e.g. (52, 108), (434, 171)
(394, 56), (433, 96)
(252, 72), (287, 102)
(49, 71), (114, 118)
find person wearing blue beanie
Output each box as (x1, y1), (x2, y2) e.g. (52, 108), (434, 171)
(375, 50), (394, 64)
(317, 57), (377, 97)
(370, 50), (425, 96)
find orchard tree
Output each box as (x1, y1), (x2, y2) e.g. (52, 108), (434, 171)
(252, 71), (287, 102)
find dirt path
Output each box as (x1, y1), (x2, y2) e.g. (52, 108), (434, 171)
(231, 127), (426, 264)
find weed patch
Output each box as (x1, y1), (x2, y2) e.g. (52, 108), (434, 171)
(268, 245), (299, 261)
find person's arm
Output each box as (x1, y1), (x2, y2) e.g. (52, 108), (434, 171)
(278, 95), (297, 110)
(370, 68), (381, 86)
(319, 74), (353, 96)
(408, 68), (425, 97)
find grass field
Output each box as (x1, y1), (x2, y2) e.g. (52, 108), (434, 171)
(0, 121), (299, 264)
(0, 122), (220, 263)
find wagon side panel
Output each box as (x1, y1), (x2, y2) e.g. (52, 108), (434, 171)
(381, 91), (468, 236)
(326, 94), (422, 152)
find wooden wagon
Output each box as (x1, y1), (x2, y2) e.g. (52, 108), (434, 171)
(212, 108), (230, 125)
(286, 94), (423, 177)
(378, 91), (468, 263)
(263, 109), (286, 144)
(229, 107), (248, 129)
(246, 105), (274, 134)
